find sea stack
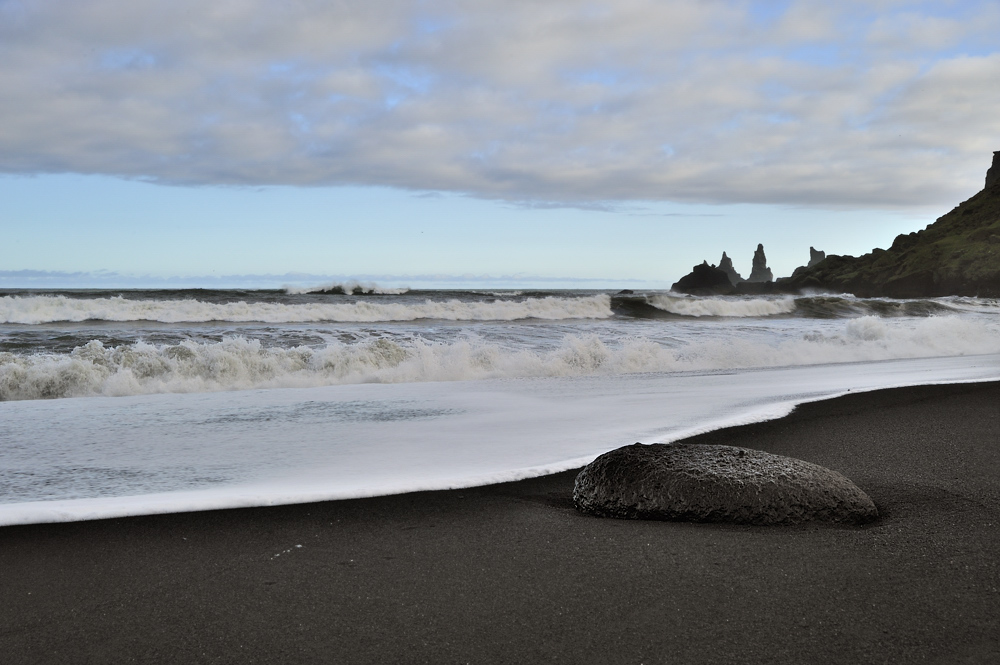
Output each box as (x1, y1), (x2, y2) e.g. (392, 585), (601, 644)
(746, 244), (773, 283)
(986, 151), (1000, 188)
(808, 247), (826, 268)
(718, 252), (744, 286)
(670, 261), (736, 295)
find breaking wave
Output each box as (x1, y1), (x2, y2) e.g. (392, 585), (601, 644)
(284, 281), (409, 295)
(0, 294), (612, 324)
(648, 295), (797, 317)
(641, 294), (966, 319)
(3, 315), (998, 401)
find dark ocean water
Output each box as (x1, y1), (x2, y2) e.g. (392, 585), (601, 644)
(1, 287), (998, 401)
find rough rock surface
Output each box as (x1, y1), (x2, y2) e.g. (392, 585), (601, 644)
(574, 443), (878, 525)
(718, 252), (744, 286)
(670, 261), (736, 295)
(986, 151), (1000, 189)
(746, 244), (774, 283)
(808, 246), (826, 268)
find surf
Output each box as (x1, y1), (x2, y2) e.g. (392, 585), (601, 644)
(3, 314), (998, 401)
(0, 293), (614, 325)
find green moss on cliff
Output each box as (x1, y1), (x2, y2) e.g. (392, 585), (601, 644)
(782, 168), (1000, 298)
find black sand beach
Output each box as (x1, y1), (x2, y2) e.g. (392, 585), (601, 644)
(2, 382), (999, 664)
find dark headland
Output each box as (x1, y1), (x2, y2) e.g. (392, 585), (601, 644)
(674, 151), (1000, 297)
(2, 381), (999, 664)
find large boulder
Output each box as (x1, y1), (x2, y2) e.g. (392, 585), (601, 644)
(574, 443), (878, 525)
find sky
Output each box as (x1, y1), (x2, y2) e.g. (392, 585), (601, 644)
(1, 0), (999, 289)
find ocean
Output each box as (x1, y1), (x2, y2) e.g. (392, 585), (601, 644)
(2, 285), (999, 526)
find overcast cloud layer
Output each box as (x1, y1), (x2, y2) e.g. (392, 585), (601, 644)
(2, 0), (999, 207)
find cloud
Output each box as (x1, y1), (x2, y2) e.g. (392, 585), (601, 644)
(1, 0), (998, 207)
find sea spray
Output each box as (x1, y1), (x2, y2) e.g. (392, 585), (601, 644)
(648, 294), (797, 318)
(0, 293), (614, 324)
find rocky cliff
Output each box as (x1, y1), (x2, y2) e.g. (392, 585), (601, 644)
(780, 152), (1000, 298)
(807, 247), (825, 268)
(671, 261), (735, 295)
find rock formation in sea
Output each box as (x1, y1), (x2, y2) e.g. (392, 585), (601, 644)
(808, 247), (826, 268)
(746, 244), (774, 283)
(573, 442), (878, 525)
(670, 261), (736, 295)
(718, 251), (744, 286)
(780, 150), (1000, 297)
(986, 150), (1000, 188)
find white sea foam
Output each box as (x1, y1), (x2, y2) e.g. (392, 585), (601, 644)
(0, 294), (612, 324)
(3, 315), (998, 401)
(284, 281), (410, 295)
(2, 354), (999, 525)
(936, 296), (1000, 313)
(649, 294), (797, 317)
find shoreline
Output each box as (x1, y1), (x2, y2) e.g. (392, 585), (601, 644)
(2, 381), (999, 663)
(4, 369), (999, 528)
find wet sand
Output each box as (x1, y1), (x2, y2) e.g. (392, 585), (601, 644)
(1, 381), (999, 664)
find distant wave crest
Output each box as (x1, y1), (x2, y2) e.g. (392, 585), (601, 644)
(0, 294), (613, 324)
(3, 315), (997, 401)
(284, 281), (410, 295)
